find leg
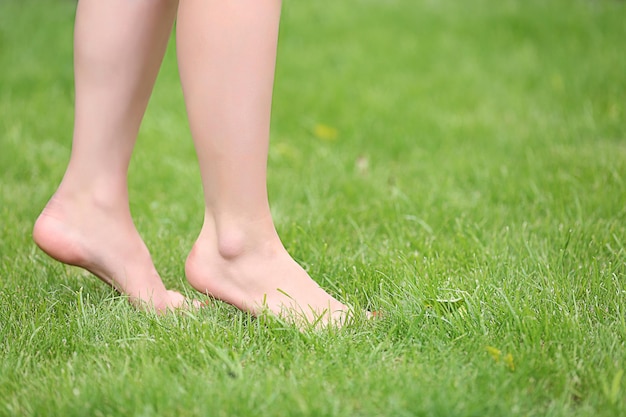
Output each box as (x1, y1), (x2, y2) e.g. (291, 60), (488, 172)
(33, 0), (190, 313)
(177, 0), (348, 325)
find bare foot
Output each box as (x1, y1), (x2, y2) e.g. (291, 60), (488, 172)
(185, 224), (350, 327)
(33, 193), (194, 313)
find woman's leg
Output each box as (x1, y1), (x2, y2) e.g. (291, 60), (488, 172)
(177, 0), (348, 324)
(33, 0), (189, 313)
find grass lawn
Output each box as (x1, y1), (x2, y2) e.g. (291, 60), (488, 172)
(1, 0), (625, 415)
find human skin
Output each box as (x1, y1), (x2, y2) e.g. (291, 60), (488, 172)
(33, 0), (348, 324)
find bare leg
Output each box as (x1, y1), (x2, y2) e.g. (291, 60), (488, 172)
(177, 0), (348, 325)
(33, 0), (192, 313)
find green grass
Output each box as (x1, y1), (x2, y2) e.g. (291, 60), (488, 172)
(1, 0), (625, 415)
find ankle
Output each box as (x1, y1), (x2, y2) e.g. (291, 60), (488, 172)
(52, 182), (129, 213)
(216, 230), (249, 260)
(195, 219), (282, 261)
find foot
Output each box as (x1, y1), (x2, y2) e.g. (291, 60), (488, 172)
(33, 193), (195, 313)
(185, 224), (350, 327)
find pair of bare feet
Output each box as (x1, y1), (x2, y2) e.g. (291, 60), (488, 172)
(33, 192), (349, 325)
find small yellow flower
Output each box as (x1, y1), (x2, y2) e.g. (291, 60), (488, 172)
(486, 346), (502, 362)
(486, 346), (515, 372)
(313, 123), (338, 141)
(504, 353), (515, 371)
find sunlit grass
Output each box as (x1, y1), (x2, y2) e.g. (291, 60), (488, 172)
(1, 0), (625, 416)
